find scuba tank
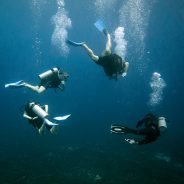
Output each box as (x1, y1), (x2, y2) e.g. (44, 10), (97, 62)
(29, 102), (58, 126)
(158, 117), (167, 132)
(31, 103), (48, 119)
(38, 67), (59, 81)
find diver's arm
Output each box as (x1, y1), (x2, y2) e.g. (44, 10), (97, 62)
(44, 105), (48, 113)
(59, 81), (65, 91)
(23, 112), (37, 120)
(23, 112), (32, 120)
(24, 83), (46, 93)
(124, 62), (129, 73)
(122, 62), (129, 77)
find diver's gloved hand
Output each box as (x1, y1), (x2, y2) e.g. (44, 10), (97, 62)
(122, 72), (127, 77)
(125, 138), (138, 145)
(32, 116), (38, 120)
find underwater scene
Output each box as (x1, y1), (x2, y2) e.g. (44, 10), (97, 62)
(1, 0), (184, 183)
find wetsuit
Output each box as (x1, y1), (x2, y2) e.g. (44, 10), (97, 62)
(97, 54), (125, 79)
(134, 113), (160, 145)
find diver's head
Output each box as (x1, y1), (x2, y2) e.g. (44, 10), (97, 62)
(52, 67), (59, 73)
(158, 117), (167, 133)
(59, 72), (69, 81)
(153, 72), (161, 78)
(29, 102), (36, 108)
(25, 101), (35, 112)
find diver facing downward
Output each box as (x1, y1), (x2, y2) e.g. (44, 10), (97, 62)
(23, 101), (71, 135)
(23, 101), (58, 135)
(67, 20), (129, 80)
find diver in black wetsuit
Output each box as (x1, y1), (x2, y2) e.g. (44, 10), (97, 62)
(67, 20), (129, 80)
(96, 52), (128, 80)
(111, 113), (168, 145)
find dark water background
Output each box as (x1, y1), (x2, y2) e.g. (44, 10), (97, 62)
(0, 0), (184, 183)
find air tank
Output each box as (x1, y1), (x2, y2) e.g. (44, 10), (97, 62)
(38, 67), (58, 80)
(31, 104), (48, 119)
(158, 117), (167, 132)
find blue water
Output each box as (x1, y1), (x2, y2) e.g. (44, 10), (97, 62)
(0, 0), (184, 183)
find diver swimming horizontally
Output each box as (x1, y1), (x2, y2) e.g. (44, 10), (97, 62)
(111, 113), (168, 145)
(5, 67), (69, 93)
(23, 101), (71, 135)
(67, 19), (129, 80)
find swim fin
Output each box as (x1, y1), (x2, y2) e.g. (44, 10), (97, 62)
(44, 119), (58, 126)
(53, 114), (71, 121)
(94, 19), (108, 35)
(5, 80), (25, 88)
(111, 125), (135, 134)
(66, 39), (85, 46)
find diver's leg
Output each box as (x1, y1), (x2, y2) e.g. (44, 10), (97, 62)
(135, 128), (152, 135)
(82, 43), (99, 62)
(24, 83), (46, 93)
(50, 126), (59, 135)
(111, 125), (137, 134)
(38, 123), (46, 135)
(103, 31), (112, 56)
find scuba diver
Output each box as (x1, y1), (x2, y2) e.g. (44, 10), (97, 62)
(111, 113), (168, 145)
(5, 67), (69, 93)
(67, 19), (129, 80)
(23, 101), (71, 135)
